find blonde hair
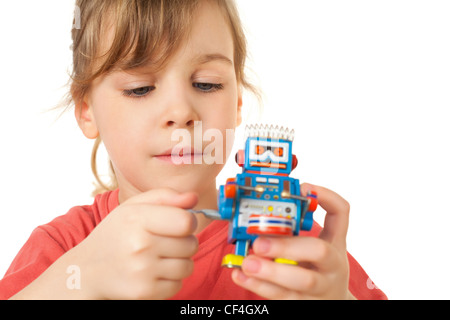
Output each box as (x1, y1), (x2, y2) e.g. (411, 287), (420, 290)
(67, 0), (258, 196)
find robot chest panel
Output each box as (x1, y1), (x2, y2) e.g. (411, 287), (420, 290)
(236, 198), (297, 227)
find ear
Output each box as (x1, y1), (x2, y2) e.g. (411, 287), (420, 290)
(75, 99), (99, 139)
(236, 87), (243, 127)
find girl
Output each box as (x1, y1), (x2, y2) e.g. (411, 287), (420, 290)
(1, 0), (386, 300)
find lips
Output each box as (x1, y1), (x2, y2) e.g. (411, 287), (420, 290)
(154, 146), (204, 164)
(156, 146), (204, 157)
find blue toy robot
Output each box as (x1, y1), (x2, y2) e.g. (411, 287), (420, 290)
(192, 124), (318, 268)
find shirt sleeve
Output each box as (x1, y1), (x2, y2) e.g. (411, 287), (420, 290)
(347, 252), (388, 300)
(305, 222), (388, 300)
(0, 191), (116, 300)
(0, 227), (66, 300)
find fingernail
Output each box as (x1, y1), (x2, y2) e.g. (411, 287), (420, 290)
(235, 270), (249, 283)
(254, 237), (270, 254)
(242, 258), (261, 274)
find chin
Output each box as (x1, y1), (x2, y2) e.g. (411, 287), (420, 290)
(150, 165), (222, 194)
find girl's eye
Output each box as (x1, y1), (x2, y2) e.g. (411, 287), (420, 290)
(123, 86), (155, 98)
(193, 82), (224, 93)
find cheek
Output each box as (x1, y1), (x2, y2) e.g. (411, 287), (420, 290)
(204, 90), (239, 126)
(91, 98), (149, 166)
(101, 119), (149, 165)
(201, 92), (240, 161)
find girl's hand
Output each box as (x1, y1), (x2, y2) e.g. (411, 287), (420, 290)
(74, 188), (199, 300)
(232, 183), (355, 300)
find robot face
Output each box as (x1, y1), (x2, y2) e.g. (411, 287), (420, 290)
(248, 139), (290, 169)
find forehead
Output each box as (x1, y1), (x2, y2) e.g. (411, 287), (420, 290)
(184, 1), (235, 61)
(97, 0), (235, 75)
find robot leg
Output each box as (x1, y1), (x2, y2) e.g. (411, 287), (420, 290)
(221, 239), (250, 269)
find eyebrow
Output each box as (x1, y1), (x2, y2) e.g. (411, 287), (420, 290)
(194, 53), (233, 66)
(109, 53), (234, 77)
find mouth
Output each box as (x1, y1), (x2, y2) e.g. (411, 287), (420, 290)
(154, 147), (204, 164)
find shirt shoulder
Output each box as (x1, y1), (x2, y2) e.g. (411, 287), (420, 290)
(39, 189), (120, 250)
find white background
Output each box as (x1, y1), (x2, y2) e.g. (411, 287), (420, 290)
(0, 0), (449, 300)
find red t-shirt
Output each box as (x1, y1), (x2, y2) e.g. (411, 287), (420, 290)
(0, 190), (387, 300)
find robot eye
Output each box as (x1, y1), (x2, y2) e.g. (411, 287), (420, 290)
(273, 147), (284, 157)
(255, 145), (265, 155)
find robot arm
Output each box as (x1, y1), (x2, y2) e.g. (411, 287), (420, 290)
(189, 209), (223, 220)
(217, 179), (236, 221)
(189, 178), (238, 221)
(280, 190), (318, 231)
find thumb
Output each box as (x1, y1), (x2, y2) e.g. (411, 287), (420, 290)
(301, 183), (350, 250)
(124, 188), (199, 209)
(170, 191), (199, 209)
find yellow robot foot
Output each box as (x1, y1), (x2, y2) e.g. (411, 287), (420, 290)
(222, 254), (245, 269)
(274, 258), (298, 266)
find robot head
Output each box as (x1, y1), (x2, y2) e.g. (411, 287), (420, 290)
(238, 125), (297, 175)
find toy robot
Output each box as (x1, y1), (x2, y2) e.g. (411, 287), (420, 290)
(191, 124), (318, 268)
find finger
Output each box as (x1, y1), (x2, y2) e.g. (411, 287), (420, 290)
(156, 258), (195, 281)
(252, 236), (338, 271)
(124, 187), (199, 209)
(301, 183), (350, 249)
(127, 203), (198, 237)
(152, 279), (184, 300)
(240, 255), (326, 295)
(154, 235), (199, 259)
(232, 269), (307, 300)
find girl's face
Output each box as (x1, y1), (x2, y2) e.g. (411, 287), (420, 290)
(78, 1), (242, 200)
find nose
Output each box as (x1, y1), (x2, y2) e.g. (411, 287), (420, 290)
(162, 89), (199, 129)
(167, 118), (195, 128)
